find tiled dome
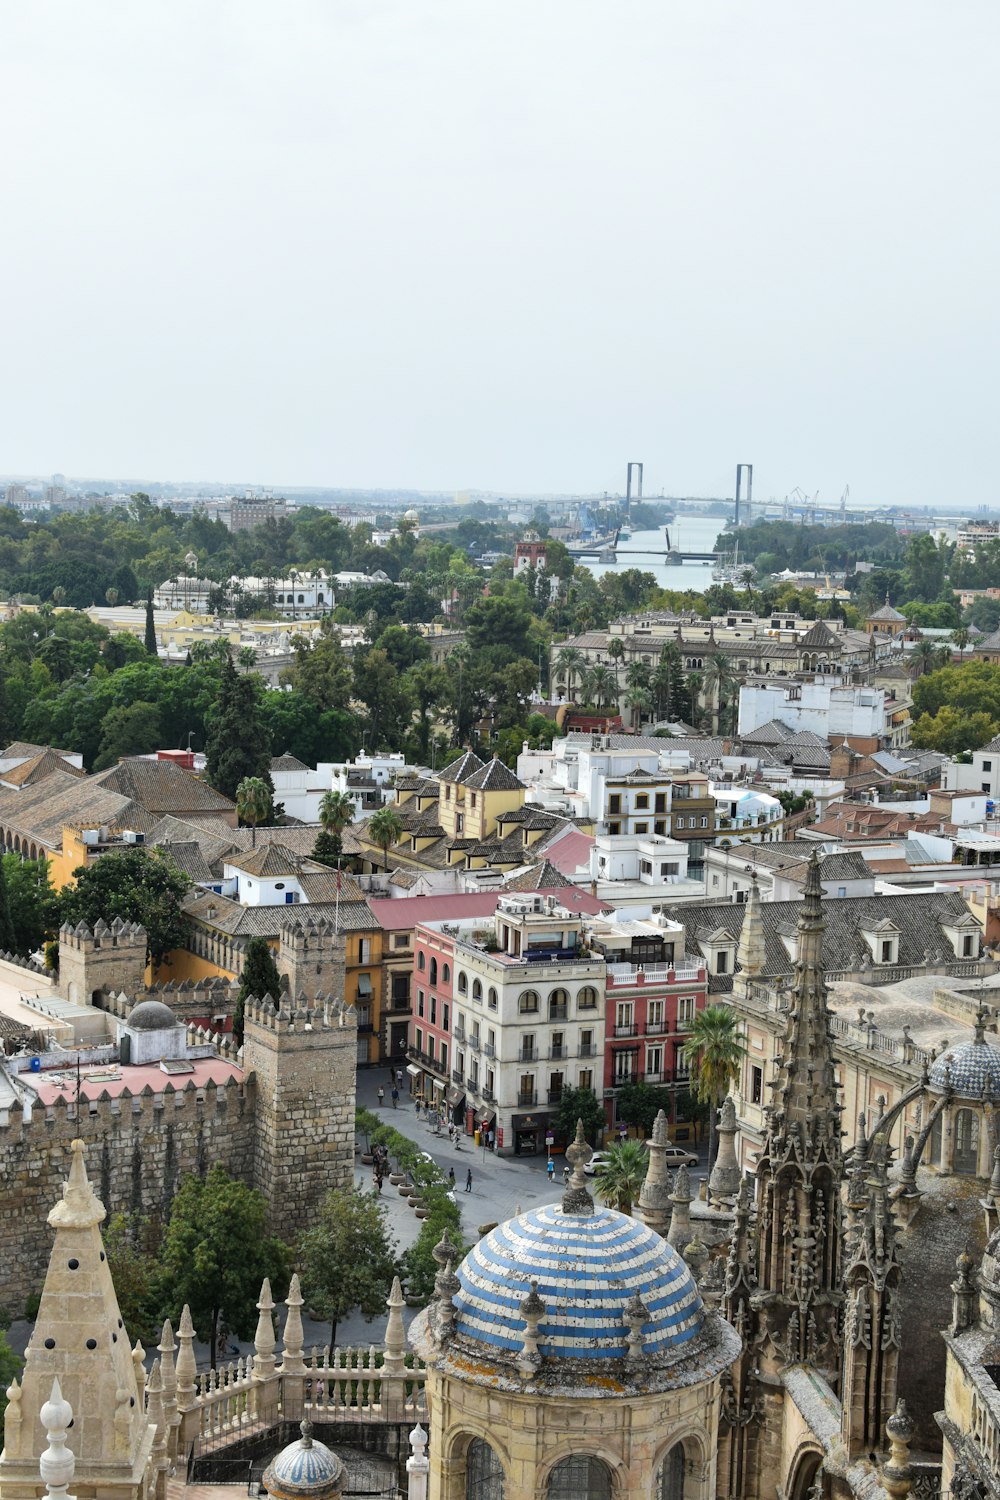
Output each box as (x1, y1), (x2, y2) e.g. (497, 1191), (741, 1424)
(453, 1202), (703, 1360)
(263, 1422), (343, 1500)
(928, 1038), (1000, 1099)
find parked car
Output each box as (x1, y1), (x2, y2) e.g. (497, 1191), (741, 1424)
(583, 1142), (697, 1175)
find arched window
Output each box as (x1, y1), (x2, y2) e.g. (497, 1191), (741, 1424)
(548, 988), (569, 1020)
(929, 1110), (942, 1166)
(547, 1456), (611, 1499)
(466, 1438), (504, 1500)
(955, 1107), (980, 1174)
(443, 964), (451, 984)
(430, 958), (438, 985)
(657, 1443), (685, 1500)
(417, 952), (425, 971)
(472, 978), (483, 1000)
(577, 986), (598, 1010)
(458, 972), (468, 994)
(488, 987), (498, 1009)
(519, 990), (540, 1015)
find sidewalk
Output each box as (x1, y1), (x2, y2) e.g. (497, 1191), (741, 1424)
(357, 1066), (563, 1231)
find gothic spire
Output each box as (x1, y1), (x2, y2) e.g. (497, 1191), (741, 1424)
(735, 875), (766, 992)
(749, 851), (844, 1377)
(840, 1142), (902, 1460)
(767, 851), (841, 1148)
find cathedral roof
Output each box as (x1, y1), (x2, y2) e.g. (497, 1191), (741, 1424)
(453, 1202), (703, 1360)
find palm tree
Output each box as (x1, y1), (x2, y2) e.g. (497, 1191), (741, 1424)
(685, 671), (704, 730)
(606, 637), (626, 691)
(911, 638), (939, 677)
(625, 659), (652, 694)
(236, 775), (272, 848)
(653, 642), (683, 719)
(953, 627), (971, 654)
(319, 789), (355, 857)
(368, 805), (403, 872)
(584, 663), (617, 711)
(680, 1005), (748, 1169)
(556, 646), (584, 699)
(105, 587), (119, 608)
(625, 688), (651, 732)
(593, 1139), (648, 1216)
(238, 645), (257, 673)
(703, 652), (737, 735)
(739, 567), (756, 607)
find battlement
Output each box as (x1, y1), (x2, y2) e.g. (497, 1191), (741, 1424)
(58, 917), (148, 953)
(243, 991), (356, 1037)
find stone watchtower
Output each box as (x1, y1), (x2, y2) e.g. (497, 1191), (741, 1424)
(241, 993), (357, 1236)
(277, 917), (346, 1005)
(58, 918), (148, 1006)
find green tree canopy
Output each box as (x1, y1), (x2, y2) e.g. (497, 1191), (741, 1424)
(93, 700), (163, 771)
(554, 1084), (606, 1147)
(298, 1185), (397, 1350)
(614, 1082), (675, 1138)
(368, 806), (403, 871)
(205, 655), (274, 800)
(235, 776), (273, 846)
(59, 847), (191, 967)
(3, 854), (58, 956)
(233, 935), (284, 1045)
(156, 1166), (289, 1368)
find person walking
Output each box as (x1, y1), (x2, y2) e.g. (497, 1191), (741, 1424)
(377, 1086), (384, 1108)
(547, 1158), (555, 1182)
(448, 1167), (456, 1189)
(465, 1168), (473, 1192)
(391, 1087), (399, 1109)
(396, 1068), (404, 1089)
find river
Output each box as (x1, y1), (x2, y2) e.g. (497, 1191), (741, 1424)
(581, 513), (730, 595)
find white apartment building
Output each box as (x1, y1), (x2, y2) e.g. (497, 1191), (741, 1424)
(942, 735), (1000, 802)
(737, 677), (888, 744)
(446, 895), (606, 1157)
(713, 786), (783, 842)
(269, 751), (410, 823)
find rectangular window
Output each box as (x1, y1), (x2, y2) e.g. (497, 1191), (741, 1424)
(963, 935), (975, 956)
(357, 938), (370, 964)
(427, 1037), (435, 1062)
(635, 822), (649, 835)
(521, 1035), (535, 1060)
(700, 815), (709, 828)
(394, 933), (409, 948)
(608, 821), (620, 836)
(440, 1042), (448, 1071)
(655, 793), (667, 813)
(716, 951), (729, 974)
(417, 990), (425, 1018)
(660, 862), (678, 876)
(751, 1065), (763, 1104)
(609, 794), (621, 814)
(985, 760), (993, 771)
(443, 1003), (450, 1031)
(580, 1029), (594, 1056)
(881, 941), (893, 963)
(430, 995), (437, 1025)
(579, 1068), (593, 1092)
(646, 1045), (663, 1077)
(635, 794), (649, 810)
(678, 995), (696, 1025)
(469, 1059), (479, 1086)
(654, 820), (666, 836)
(415, 1027), (423, 1053)
(647, 1000), (664, 1028)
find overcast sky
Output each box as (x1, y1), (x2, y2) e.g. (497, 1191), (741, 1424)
(2, 2), (998, 504)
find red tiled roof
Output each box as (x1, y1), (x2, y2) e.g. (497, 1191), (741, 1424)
(541, 828), (594, 876)
(369, 894), (502, 929)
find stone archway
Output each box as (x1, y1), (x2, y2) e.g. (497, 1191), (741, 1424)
(787, 1450), (827, 1500)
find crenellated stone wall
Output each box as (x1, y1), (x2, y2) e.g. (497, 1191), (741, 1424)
(242, 994), (357, 1236)
(58, 917), (148, 1005)
(0, 1074), (255, 1312)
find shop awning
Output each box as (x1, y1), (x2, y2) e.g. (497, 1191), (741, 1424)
(406, 1064), (422, 1077)
(446, 1086), (465, 1108)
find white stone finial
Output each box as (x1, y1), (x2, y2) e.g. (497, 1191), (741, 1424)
(282, 1274), (306, 1375)
(253, 1277), (276, 1380)
(39, 1378), (75, 1500)
(406, 1423), (429, 1500)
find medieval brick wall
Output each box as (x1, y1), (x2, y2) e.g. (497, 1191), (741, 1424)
(0, 1078), (255, 1312)
(59, 919), (148, 1005)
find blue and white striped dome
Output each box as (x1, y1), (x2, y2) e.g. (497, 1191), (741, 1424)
(929, 1038), (1000, 1099)
(454, 1203), (703, 1360)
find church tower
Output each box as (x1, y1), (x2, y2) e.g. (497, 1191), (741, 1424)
(722, 851), (845, 1498)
